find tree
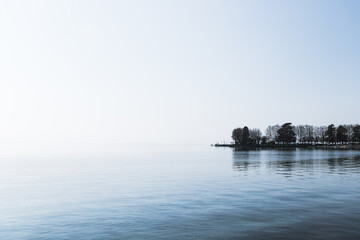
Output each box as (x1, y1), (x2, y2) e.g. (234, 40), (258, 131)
(250, 128), (262, 144)
(294, 125), (305, 143)
(325, 124), (336, 144)
(231, 123), (360, 146)
(304, 125), (314, 143)
(266, 125), (280, 143)
(319, 126), (327, 143)
(242, 126), (250, 145)
(313, 126), (321, 143)
(272, 125), (281, 143)
(232, 128), (243, 145)
(353, 125), (360, 143)
(265, 126), (273, 142)
(261, 136), (267, 144)
(313, 126), (327, 144)
(277, 123), (296, 144)
(344, 124), (354, 143)
(336, 125), (348, 144)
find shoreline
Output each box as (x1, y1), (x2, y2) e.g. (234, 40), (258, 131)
(212, 143), (360, 150)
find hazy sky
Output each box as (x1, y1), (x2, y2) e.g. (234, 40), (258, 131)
(1, 0), (359, 144)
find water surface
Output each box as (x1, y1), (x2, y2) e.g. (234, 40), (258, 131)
(1, 145), (360, 239)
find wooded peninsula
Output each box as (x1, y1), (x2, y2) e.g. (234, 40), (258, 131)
(214, 123), (360, 149)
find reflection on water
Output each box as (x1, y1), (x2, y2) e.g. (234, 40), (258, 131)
(231, 149), (360, 239)
(233, 149), (360, 176)
(1, 146), (360, 240)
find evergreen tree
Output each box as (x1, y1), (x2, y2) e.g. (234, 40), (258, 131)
(242, 126), (250, 145)
(353, 125), (360, 143)
(336, 125), (348, 144)
(277, 123), (296, 144)
(325, 124), (336, 144)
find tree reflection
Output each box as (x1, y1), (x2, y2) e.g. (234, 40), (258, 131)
(232, 149), (360, 176)
(232, 150), (260, 173)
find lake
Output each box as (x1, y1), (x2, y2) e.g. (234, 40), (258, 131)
(1, 144), (360, 239)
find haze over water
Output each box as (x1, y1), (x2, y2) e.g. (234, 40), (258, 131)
(2, 1), (360, 239)
(1, 145), (360, 240)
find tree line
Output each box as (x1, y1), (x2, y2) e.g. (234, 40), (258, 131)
(232, 123), (360, 145)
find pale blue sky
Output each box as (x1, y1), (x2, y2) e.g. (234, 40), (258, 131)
(0, 0), (359, 144)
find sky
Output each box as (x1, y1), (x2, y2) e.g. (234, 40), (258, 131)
(0, 0), (360, 145)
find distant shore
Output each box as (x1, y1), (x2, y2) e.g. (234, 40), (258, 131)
(212, 143), (360, 150)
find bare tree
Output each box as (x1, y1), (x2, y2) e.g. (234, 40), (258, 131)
(344, 124), (354, 144)
(265, 126), (273, 142)
(320, 126), (327, 143)
(313, 126), (321, 143)
(304, 125), (314, 143)
(295, 125), (305, 143)
(250, 128), (262, 144)
(266, 125), (280, 143)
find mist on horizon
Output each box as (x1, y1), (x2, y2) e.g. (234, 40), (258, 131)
(1, 0), (359, 146)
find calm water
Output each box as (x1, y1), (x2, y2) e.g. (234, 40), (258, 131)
(1, 144), (360, 239)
